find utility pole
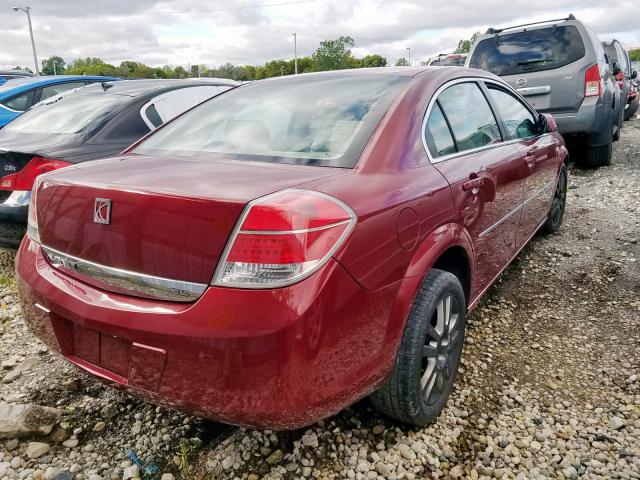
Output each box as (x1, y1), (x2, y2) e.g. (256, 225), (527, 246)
(292, 32), (298, 74)
(406, 47), (411, 66)
(13, 6), (39, 75)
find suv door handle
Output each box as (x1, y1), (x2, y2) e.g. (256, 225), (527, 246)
(524, 153), (537, 168)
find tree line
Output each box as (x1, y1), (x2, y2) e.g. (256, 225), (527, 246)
(13, 36), (387, 81)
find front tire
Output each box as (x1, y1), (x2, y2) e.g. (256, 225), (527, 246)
(541, 164), (568, 234)
(370, 269), (466, 426)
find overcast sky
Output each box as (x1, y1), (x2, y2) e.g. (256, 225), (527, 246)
(1, 0), (639, 71)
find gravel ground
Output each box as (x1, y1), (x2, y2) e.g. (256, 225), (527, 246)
(0, 119), (638, 480)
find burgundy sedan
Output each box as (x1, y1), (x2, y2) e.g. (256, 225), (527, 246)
(16, 67), (568, 429)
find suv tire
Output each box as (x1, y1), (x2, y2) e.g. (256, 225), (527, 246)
(583, 142), (612, 168)
(541, 164), (567, 234)
(370, 269), (466, 426)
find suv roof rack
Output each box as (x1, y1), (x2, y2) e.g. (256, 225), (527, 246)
(486, 14), (576, 35)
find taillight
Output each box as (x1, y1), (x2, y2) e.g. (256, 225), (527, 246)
(213, 189), (356, 288)
(0, 156), (71, 191)
(26, 177), (41, 244)
(584, 64), (602, 97)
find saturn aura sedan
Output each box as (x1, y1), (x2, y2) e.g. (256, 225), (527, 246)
(16, 67), (568, 429)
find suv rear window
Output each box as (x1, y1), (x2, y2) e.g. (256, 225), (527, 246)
(469, 25), (586, 76)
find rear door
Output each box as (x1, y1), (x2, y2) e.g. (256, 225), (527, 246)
(484, 82), (559, 245)
(423, 80), (525, 292)
(469, 24), (588, 113)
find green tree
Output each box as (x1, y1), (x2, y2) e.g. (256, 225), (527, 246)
(41, 56), (65, 75)
(455, 31), (481, 54)
(67, 57), (105, 70)
(629, 49), (640, 62)
(361, 54), (387, 68)
(173, 66), (189, 78)
(395, 57), (410, 66)
(312, 36), (356, 71)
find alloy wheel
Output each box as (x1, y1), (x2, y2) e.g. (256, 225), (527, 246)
(420, 294), (463, 406)
(550, 168), (567, 225)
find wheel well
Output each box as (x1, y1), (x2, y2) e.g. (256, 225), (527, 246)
(432, 246), (471, 306)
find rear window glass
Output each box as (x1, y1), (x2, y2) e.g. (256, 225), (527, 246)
(3, 93), (128, 134)
(134, 75), (408, 168)
(469, 25), (586, 76)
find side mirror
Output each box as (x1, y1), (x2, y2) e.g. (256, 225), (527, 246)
(632, 70), (638, 80)
(538, 113), (557, 134)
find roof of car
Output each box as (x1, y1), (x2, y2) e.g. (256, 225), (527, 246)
(76, 78), (240, 97)
(0, 69), (34, 76)
(0, 75), (118, 97)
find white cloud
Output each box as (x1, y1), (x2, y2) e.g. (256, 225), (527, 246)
(1, 0), (638, 70)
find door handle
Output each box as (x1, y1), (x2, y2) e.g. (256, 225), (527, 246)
(524, 153), (537, 168)
(462, 175), (484, 191)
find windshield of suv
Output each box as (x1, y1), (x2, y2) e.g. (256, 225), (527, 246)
(4, 93), (129, 134)
(469, 25), (586, 76)
(134, 74), (408, 168)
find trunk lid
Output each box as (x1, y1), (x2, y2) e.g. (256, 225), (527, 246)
(36, 154), (344, 285)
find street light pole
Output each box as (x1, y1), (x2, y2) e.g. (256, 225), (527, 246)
(13, 6), (39, 75)
(292, 32), (298, 74)
(406, 47), (411, 66)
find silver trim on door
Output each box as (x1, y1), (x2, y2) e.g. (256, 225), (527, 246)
(41, 245), (207, 302)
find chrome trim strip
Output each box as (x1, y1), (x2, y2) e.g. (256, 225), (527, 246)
(478, 182), (553, 238)
(421, 77), (540, 164)
(41, 245), (207, 302)
(239, 219), (351, 235)
(517, 86), (551, 96)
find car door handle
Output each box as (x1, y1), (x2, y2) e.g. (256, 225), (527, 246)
(462, 176), (484, 191)
(524, 153), (537, 168)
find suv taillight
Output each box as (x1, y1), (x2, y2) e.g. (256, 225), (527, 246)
(0, 156), (71, 191)
(213, 189), (356, 288)
(584, 64), (602, 97)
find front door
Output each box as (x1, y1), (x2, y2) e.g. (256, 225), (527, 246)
(484, 83), (560, 245)
(423, 81), (525, 295)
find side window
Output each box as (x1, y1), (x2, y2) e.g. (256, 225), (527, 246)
(437, 82), (501, 153)
(39, 82), (85, 102)
(486, 86), (538, 139)
(140, 86), (232, 129)
(425, 102), (456, 157)
(1, 90), (35, 111)
(615, 44), (630, 74)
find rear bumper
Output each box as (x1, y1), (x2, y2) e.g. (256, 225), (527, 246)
(551, 96), (610, 144)
(0, 191), (29, 247)
(16, 237), (403, 429)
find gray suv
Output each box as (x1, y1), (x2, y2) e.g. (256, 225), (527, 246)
(467, 15), (622, 168)
(603, 40), (639, 121)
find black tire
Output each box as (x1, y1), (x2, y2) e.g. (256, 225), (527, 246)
(541, 164), (567, 234)
(370, 269), (466, 426)
(624, 98), (639, 121)
(583, 142), (612, 168)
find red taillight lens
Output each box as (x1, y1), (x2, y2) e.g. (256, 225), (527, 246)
(214, 189), (355, 288)
(0, 156), (71, 191)
(584, 65), (602, 97)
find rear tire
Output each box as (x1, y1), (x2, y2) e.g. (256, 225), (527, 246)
(624, 98), (639, 120)
(582, 142), (612, 168)
(370, 269), (466, 426)
(541, 164), (567, 235)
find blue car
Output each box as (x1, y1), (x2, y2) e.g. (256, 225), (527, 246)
(0, 75), (118, 127)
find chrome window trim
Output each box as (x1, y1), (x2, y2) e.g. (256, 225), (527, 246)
(421, 77), (539, 164)
(41, 245), (207, 302)
(478, 181), (554, 238)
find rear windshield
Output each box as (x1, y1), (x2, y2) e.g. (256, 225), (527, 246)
(3, 93), (128, 134)
(469, 25), (586, 76)
(134, 74), (408, 168)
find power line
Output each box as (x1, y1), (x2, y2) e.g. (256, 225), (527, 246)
(157, 0), (317, 14)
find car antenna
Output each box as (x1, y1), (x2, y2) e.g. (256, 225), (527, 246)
(101, 82), (113, 90)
